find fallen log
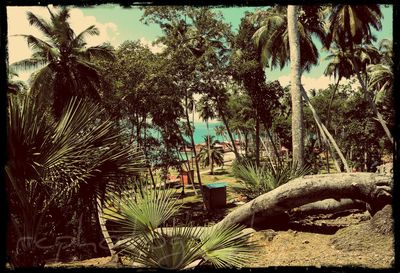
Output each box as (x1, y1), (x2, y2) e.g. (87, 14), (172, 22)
(214, 173), (392, 230)
(113, 173), (392, 252)
(289, 198), (367, 217)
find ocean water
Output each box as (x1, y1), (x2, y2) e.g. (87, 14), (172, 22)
(129, 121), (237, 146)
(191, 122), (228, 144)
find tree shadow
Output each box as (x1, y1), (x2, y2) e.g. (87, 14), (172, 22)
(210, 170), (229, 175)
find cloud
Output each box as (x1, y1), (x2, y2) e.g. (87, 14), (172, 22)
(7, 5), (121, 81)
(278, 74), (361, 95)
(139, 37), (166, 54)
(278, 75), (334, 91)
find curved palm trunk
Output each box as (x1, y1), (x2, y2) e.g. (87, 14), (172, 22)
(352, 59), (393, 144)
(96, 196), (119, 263)
(300, 85), (350, 172)
(325, 77), (341, 169)
(327, 77), (341, 128)
(217, 104), (241, 160)
(287, 5), (304, 167)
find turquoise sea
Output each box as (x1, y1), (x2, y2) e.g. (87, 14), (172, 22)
(190, 121), (228, 144)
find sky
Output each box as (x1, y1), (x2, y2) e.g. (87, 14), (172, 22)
(7, 4), (393, 111)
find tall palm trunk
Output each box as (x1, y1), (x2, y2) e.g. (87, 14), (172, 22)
(352, 59), (393, 144)
(287, 5), (304, 167)
(177, 128), (198, 195)
(261, 122), (281, 165)
(184, 92), (203, 192)
(255, 116), (260, 166)
(206, 120), (212, 172)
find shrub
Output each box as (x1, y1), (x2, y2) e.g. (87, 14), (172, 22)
(233, 160), (311, 199)
(104, 185), (256, 269)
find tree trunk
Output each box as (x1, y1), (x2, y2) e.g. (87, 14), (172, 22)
(185, 93), (203, 192)
(206, 120), (211, 172)
(325, 78), (341, 173)
(287, 5), (304, 167)
(244, 132), (249, 157)
(177, 129), (198, 195)
(255, 116), (260, 166)
(262, 122), (282, 165)
(96, 196), (120, 263)
(215, 172), (392, 229)
(327, 77), (341, 130)
(114, 172), (392, 252)
(289, 198), (367, 217)
(218, 106), (241, 160)
(300, 85), (350, 172)
(211, 155), (214, 175)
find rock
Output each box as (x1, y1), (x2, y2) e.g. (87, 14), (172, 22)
(302, 240), (310, 244)
(369, 205), (393, 235)
(253, 229), (278, 242)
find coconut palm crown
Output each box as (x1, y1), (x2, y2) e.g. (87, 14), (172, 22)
(12, 7), (115, 118)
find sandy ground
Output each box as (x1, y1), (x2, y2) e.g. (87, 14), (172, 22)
(47, 206), (394, 269)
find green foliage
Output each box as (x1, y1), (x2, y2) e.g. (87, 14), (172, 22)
(197, 136), (224, 173)
(105, 185), (255, 269)
(12, 7), (115, 118)
(6, 94), (145, 267)
(199, 224), (255, 268)
(252, 6), (325, 72)
(233, 160), (311, 199)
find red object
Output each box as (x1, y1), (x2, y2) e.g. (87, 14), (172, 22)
(180, 170), (194, 185)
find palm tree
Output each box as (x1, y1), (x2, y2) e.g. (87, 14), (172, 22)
(6, 95), (145, 267)
(252, 5), (325, 73)
(367, 39), (393, 104)
(197, 136), (224, 174)
(324, 5), (393, 143)
(214, 125), (228, 143)
(105, 185), (255, 269)
(252, 5), (326, 167)
(287, 5), (304, 167)
(12, 7), (114, 118)
(253, 5), (351, 171)
(367, 64), (393, 103)
(197, 95), (216, 170)
(376, 38), (393, 65)
(323, 45), (355, 126)
(324, 5), (382, 50)
(7, 67), (27, 94)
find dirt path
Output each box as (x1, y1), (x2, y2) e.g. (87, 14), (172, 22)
(249, 227), (393, 268)
(46, 206), (395, 269)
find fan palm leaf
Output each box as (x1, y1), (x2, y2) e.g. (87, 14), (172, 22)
(200, 224), (256, 268)
(6, 94), (146, 267)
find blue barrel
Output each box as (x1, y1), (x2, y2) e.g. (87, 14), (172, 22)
(202, 182), (227, 210)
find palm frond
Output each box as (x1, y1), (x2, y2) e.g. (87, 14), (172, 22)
(26, 11), (53, 38)
(122, 224), (205, 269)
(104, 185), (180, 236)
(11, 57), (48, 71)
(84, 44), (115, 61)
(72, 25), (100, 48)
(200, 224), (256, 268)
